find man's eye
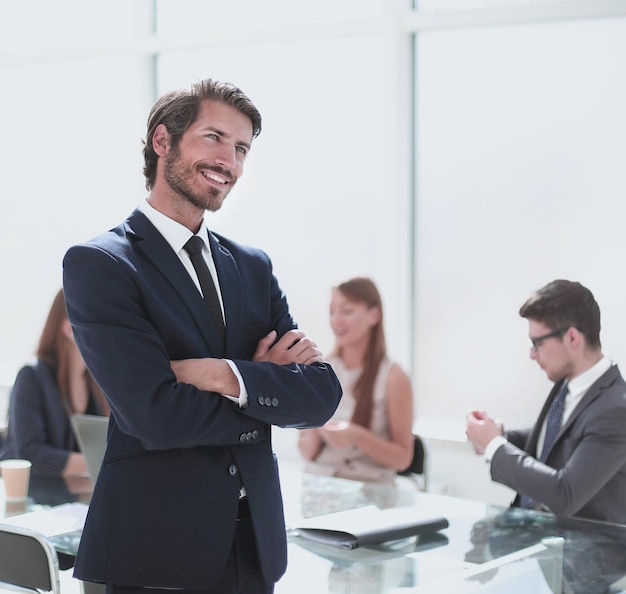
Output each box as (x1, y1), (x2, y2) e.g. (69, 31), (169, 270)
(236, 146), (247, 155)
(206, 133), (218, 140)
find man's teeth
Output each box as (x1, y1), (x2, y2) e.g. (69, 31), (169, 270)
(203, 172), (226, 184)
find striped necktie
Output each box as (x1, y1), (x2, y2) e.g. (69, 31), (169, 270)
(520, 382), (569, 509)
(540, 382), (569, 462)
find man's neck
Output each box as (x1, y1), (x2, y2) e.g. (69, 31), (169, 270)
(147, 191), (204, 233)
(568, 349), (604, 381)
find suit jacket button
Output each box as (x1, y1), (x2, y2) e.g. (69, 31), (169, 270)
(264, 396), (272, 406)
(258, 396), (266, 406)
(229, 464), (238, 477)
(239, 433), (247, 442)
(252, 430), (259, 439)
(271, 397), (279, 407)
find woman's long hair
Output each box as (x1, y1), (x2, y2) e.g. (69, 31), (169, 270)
(333, 277), (386, 429)
(36, 289), (109, 415)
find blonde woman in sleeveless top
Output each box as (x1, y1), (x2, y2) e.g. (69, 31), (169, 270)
(299, 277), (414, 484)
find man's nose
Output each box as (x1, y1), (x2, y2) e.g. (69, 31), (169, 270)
(214, 145), (238, 170)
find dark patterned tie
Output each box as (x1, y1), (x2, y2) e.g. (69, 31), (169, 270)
(540, 382), (569, 462)
(183, 236), (225, 346)
(520, 382), (569, 509)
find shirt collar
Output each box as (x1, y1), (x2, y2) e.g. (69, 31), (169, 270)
(139, 199), (213, 256)
(567, 355), (612, 400)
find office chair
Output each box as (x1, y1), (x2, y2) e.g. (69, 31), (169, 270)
(0, 522), (60, 594)
(397, 434), (428, 491)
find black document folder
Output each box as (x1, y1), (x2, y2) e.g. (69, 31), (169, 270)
(291, 505), (449, 550)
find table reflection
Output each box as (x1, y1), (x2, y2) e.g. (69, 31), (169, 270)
(1, 473), (92, 519)
(3, 464), (626, 593)
(282, 468), (626, 593)
(281, 470), (490, 593)
(298, 472), (414, 518)
(466, 508), (626, 594)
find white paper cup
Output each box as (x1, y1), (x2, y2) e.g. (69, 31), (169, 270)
(4, 498), (27, 516)
(0, 459), (32, 501)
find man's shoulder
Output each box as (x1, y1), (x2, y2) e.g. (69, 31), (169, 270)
(210, 230), (270, 262)
(593, 364), (626, 404)
(68, 209), (144, 254)
(601, 362), (625, 384)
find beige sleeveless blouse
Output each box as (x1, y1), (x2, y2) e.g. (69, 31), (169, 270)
(305, 355), (396, 484)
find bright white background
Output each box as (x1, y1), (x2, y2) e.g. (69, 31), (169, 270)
(1, 0), (626, 442)
(414, 15), (626, 426)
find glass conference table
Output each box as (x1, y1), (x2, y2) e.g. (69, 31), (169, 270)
(2, 467), (626, 594)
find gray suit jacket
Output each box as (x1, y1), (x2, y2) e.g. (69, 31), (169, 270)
(491, 364), (626, 523)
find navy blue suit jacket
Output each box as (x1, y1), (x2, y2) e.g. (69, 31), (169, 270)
(62, 209), (341, 589)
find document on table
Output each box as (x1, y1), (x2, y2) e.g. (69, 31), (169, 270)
(290, 504), (449, 549)
(0, 502), (88, 537)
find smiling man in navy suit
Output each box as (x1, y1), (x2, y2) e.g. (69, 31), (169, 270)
(63, 79), (341, 594)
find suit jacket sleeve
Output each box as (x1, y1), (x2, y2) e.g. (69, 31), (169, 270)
(491, 371), (626, 518)
(505, 428), (530, 450)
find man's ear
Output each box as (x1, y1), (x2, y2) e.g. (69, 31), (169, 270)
(567, 326), (584, 349)
(152, 124), (170, 156)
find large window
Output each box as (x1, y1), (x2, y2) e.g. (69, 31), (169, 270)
(413, 15), (626, 422)
(0, 1), (151, 383)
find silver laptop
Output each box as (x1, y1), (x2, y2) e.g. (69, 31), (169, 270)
(71, 413), (109, 483)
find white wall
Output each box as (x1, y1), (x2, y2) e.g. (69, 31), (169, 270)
(0, 59), (149, 384)
(414, 16), (626, 431)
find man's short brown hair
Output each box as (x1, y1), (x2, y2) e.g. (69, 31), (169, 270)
(519, 279), (601, 349)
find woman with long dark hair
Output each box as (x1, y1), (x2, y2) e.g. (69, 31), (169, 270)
(0, 289), (108, 476)
(299, 277), (414, 484)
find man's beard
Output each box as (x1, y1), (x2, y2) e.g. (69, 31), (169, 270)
(163, 148), (233, 212)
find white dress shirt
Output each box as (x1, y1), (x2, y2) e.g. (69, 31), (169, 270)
(138, 199), (248, 407)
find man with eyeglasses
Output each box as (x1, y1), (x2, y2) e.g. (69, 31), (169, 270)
(466, 279), (626, 522)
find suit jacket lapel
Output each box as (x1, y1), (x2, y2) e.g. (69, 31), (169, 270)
(527, 365), (618, 457)
(208, 231), (243, 356)
(125, 209), (224, 355)
(559, 364), (618, 435)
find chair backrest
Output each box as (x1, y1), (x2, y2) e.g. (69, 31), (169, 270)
(0, 522), (60, 594)
(397, 434), (428, 490)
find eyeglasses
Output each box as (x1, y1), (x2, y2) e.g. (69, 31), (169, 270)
(529, 327), (569, 352)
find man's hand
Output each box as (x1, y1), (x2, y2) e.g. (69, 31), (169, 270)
(253, 329), (323, 365)
(465, 410), (503, 455)
(170, 358), (240, 396)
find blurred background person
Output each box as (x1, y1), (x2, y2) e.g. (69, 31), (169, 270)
(0, 289), (109, 476)
(466, 279), (626, 522)
(299, 277), (414, 484)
